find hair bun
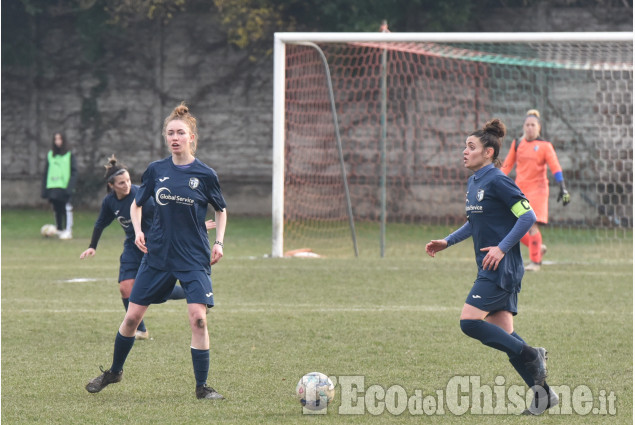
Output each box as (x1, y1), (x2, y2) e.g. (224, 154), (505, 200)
(104, 154), (127, 179)
(526, 109), (540, 118)
(174, 102), (189, 116)
(107, 154), (118, 167)
(483, 118), (506, 139)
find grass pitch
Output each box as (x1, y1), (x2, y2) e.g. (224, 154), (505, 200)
(1, 209), (632, 424)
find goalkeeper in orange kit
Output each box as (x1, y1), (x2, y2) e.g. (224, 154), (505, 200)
(501, 110), (570, 271)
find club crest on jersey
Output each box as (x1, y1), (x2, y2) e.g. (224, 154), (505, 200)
(189, 177), (199, 189)
(476, 189), (485, 202)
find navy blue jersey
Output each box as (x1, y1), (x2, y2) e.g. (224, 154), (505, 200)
(135, 157), (227, 273)
(95, 185), (155, 264)
(465, 164), (527, 293)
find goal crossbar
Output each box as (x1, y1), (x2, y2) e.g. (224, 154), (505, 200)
(275, 32), (633, 44)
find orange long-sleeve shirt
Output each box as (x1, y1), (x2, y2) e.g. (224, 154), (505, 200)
(501, 137), (562, 223)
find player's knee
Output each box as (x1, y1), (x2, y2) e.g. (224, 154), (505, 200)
(190, 316), (207, 330)
(460, 319), (481, 338)
(123, 306), (144, 326)
(123, 315), (141, 329)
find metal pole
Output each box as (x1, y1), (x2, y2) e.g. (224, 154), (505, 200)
(271, 35), (286, 257)
(379, 20), (389, 258)
(295, 41), (359, 257)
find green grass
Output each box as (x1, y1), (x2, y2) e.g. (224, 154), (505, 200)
(2, 209), (632, 424)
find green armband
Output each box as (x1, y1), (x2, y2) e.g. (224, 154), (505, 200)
(511, 199), (532, 218)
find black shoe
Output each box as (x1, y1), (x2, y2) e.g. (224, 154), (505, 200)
(196, 384), (225, 400)
(86, 367), (123, 393)
(524, 347), (548, 387)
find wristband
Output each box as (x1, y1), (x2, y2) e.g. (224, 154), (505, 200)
(214, 240), (224, 248)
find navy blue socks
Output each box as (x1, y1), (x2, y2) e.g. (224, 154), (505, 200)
(191, 348), (210, 387)
(111, 331), (135, 373)
(461, 323), (550, 392)
(508, 331), (537, 387)
(460, 319), (524, 356)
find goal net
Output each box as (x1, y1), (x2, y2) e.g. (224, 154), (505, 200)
(272, 33), (633, 258)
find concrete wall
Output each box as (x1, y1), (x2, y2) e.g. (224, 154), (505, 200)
(1, 3), (631, 217)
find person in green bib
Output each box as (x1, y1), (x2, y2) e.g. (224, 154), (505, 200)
(41, 132), (77, 239)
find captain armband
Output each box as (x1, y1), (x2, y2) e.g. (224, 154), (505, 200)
(510, 199), (533, 218)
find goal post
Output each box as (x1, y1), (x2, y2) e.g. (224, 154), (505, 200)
(272, 32), (633, 258)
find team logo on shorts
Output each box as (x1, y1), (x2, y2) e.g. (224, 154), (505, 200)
(476, 189), (484, 202)
(189, 177), (200, 189)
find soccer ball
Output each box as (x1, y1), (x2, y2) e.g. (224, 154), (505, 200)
(295, 372), (335, 411)
(40, 224), (58, 237)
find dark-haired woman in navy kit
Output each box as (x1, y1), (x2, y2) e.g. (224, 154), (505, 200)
(426, 118), (558, 416)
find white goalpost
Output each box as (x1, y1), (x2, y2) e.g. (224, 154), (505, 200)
(272, 32), (633, 258)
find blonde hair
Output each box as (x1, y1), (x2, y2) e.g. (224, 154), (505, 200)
(523, 109), (542, 138)
(163, 102), (198, 155)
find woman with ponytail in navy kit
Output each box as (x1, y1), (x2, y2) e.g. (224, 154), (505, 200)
(86, 103), (227, 400)
(425, 119), (558, 415)
(80, 155), (218, 340)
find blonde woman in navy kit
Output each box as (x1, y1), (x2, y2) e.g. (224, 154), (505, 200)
(86, 103), (227, 400)
(80, 155), (217, 339)
(425, 119), (558, 415)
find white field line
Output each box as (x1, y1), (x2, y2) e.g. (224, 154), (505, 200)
(5, 303), (630, 316)
(25, 266), (633, 284)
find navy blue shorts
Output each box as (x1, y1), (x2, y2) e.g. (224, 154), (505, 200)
(119, 261), (140, 282)
(465, 278), (518, 315)
(118, 248), (144, 282)
(130, 259), (215, 308)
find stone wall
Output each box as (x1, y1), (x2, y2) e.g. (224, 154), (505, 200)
(2, 11), (274, 214)
(1, 3), (631, 216)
